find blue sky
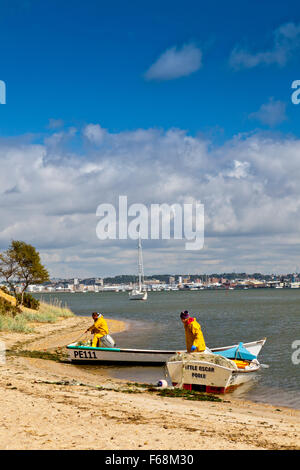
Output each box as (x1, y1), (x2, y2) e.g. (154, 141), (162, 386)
(1, 0), (300, 277)
(1, 0), (300, 139)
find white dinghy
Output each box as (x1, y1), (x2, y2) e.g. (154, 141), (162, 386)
(166, 338), (266, 394)
(67, 344), (177, 364)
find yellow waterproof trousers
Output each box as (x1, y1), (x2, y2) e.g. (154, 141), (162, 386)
(92, 334), (103, 348)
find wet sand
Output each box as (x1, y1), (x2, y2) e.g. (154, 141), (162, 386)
(0, 316), (300, 450)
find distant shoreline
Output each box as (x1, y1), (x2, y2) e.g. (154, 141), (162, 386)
(31, 286), (300, 294)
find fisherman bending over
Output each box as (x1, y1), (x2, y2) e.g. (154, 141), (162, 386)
(85, 312), (109, 348)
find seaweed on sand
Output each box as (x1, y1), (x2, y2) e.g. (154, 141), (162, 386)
(154, 387), (222, 402)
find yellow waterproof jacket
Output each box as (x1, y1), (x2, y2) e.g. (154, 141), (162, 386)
(89, 316), (109, 337)
(184, 317), (206, 352)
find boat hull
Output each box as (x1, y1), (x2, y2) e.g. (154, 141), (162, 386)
(167, 359), (260, 393)
(129, 291), (148, 300)
(67, 343), (177, 365)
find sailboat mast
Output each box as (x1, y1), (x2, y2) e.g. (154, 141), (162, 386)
(138, 233), (144, 291)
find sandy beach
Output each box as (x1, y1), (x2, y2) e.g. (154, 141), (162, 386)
(0, 315), (300, 450)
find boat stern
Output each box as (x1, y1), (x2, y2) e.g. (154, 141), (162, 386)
(166, 359), (234, 393)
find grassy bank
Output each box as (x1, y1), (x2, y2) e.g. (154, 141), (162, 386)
(0, 295), (74, 333)
(22, 299), (74, 323)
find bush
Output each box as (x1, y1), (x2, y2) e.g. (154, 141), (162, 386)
(0, 297), (20, 317)
(0, 296), (13, 315)
(0, 286), (10, 295)
(16, 293), (40, 310)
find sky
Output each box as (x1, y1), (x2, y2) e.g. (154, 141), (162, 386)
(1, 0), (300, 277)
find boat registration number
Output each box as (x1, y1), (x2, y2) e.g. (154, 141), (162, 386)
(73, 350), (97, 359)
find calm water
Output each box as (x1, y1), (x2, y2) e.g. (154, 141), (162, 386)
(34, 289), (300, 409)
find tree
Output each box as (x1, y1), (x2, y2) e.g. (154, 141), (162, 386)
(0, 250), (19, 292)
(0, 241), (50, 305)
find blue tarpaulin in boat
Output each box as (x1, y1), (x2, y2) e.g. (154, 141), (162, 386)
(213, 342), (256, 361)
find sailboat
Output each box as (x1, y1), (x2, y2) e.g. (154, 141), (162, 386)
(129, 234), (148, 300)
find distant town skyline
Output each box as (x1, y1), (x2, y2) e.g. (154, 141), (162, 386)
(33, 271), (300, 282)
(18, 271), (300, 294)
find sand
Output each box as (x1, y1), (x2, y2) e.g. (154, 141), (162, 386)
(0, 315), (300, 450)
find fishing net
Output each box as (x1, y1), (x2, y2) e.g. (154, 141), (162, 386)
(168, 352), (238, 370)
(76, 340), (92, 346)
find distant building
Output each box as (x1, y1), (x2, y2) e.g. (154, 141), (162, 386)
(144, 279), (161, 285)
(249, 279), (265, 288)
(290, 281), (300, 288)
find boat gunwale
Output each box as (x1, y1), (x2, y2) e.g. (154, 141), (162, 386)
(168, 359), (260, 374)
(231, 364), (260, 374)
(67, 338), (266, 354)
(211, 338), (266, 352)
(67, 343), (179, 354)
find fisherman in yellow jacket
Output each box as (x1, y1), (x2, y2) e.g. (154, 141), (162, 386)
(86, 312), (109, 347)
(180, 310), (206, 352)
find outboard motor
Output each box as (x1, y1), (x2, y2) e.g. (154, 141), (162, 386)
(100, 334), (116, 348)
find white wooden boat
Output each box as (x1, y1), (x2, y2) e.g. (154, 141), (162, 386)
(166, 338), (266, 394)
(67, 338), (266, 369)
(167, 356), (260, 394)
(67, 344), (177, 364)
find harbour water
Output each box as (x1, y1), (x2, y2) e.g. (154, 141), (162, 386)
(34, 289), (300, 409)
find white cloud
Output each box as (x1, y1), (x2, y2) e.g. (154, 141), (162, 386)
(44, 127), (77, 149)
(1, 128), (300, 276)
(249, 98), (287, 127)
(230, 22), (300, 69)
(225, 160), (250, 179)
(83, 124), (106, 145)
(145, 43), (202, 81)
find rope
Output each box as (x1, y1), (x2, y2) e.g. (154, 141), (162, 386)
(51, 331), (90, 351)
(76, 331), (90, 342)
